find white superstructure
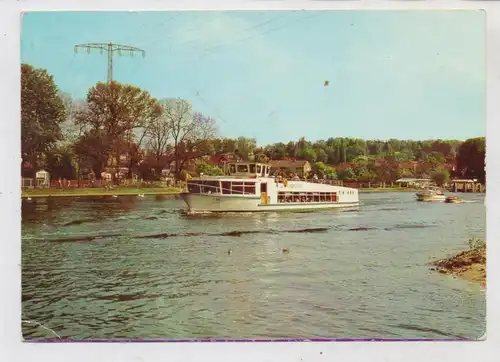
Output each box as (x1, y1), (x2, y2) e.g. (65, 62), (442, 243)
(180, 162), (359, 213)
(416, 187), (446, 202)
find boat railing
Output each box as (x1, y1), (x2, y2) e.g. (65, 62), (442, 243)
(186, 180), (256, 196)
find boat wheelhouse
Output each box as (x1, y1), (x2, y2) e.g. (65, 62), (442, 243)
(180, 161), (359, 213)
(416, 187), (446, 202)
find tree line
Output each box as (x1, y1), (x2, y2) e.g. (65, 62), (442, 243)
(21, 63), (486, 185)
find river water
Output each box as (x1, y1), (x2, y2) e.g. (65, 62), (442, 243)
(21, 192), (486, 340)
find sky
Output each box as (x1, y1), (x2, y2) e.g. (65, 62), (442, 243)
(21, 10), (486, 145)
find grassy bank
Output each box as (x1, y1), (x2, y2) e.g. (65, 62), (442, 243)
(22, 187), (183, 198)
(431, 238), (486, 287)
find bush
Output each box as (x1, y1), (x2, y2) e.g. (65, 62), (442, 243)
(468, 237), (486, 250)
(430, 168), (450, 186)
(197, 162), (224, 176)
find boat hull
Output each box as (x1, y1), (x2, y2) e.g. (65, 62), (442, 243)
(180, 193), (359, 213)
(416, 195), (446, 202)
(445, 197), (465, 204)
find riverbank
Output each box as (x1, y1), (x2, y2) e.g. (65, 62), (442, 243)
(431, 239), (486, 287)
(358, 187), (418, 193)
(21, 187), (183, 199)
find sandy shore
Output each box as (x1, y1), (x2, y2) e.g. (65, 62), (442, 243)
(431, 247), (486, 287)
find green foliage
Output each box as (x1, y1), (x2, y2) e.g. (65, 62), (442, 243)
(74, 81), (162, 179)
(456, 137), (486, 183)
(312, 162), (337, 179)
(45, 145), (78, 180)
(468, 237), (486, 250)
(21, 64), (67, 169)
(197, 162), (224, 176)
(356, 167), (377, 182)
(296, 147), (317, 163)
(21, 62), (485, 185)
(425, 151), (446, 165)
(430, 168), (450, 186)
(337, 167), (357, 181)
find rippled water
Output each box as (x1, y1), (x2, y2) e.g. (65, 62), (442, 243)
(21, 192), (486, 340)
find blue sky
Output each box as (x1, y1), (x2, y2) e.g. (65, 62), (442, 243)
(21, 10), (485, 145)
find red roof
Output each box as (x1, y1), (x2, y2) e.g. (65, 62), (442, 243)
(206, 154), (235, 165)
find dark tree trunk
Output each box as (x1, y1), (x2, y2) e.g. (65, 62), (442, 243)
(93, 163), (103, 180)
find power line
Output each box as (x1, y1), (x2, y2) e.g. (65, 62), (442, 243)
(199, 12), (321, 57)
(123, 12), (184, 46)
(134, 12), (198, 49)
(74, 42), (146, 83)
(174, 13), (284, 50)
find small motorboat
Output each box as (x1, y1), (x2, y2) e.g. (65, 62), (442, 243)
(416, 187), (446, 202)
(445, 196), (465, 204)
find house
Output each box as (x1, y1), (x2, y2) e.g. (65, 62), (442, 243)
(204, 153), (236, 166)
(35, 169), (50, 188)
(450, 179), (483, 193)
(269, 159), (312, 177)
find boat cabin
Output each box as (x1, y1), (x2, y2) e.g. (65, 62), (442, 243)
(186, 162), (270, 196)
(226, 162), (271, 178)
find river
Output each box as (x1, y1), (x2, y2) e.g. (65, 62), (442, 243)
(21, 192), (486, 340)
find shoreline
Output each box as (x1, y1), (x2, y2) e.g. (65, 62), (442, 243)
(431, 246), (486, 287)
(21, 187), (419, 199)
(22, 188), (183, 199)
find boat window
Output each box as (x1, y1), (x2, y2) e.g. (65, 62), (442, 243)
(266, 166), (270, 175)
(249, 164), (256, 173)
(187, 181), (200, 194)
(187, 180), (220, 194)
(229, 164), (236, 174)
(221, 181), (231, 195)
(237, 164), (248, 173)
(276, 191), (338, 203)
(243, 182), (256, 195)
(256, 164), (262, 174)
(261, 166), (266, 176)
(201, 181), (220, 194)
(232, 181), (244, 194)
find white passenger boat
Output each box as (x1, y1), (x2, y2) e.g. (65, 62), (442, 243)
(180, 161), (360, 213)
(416, 187), (446, 202)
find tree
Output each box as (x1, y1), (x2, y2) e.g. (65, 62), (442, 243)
(265, 142), (287, 159)
(21, 64), (66, 177)
(235, 137), (257, 161)
(45, 144), (77, 180)
(296, 147), (317, 163)
(424, 151), (446, 165)
(197, 162), (224, 176)
(312, 162), (337, 179)
(159, 98), (216, 178)
(74, 81), (161, 180)
(372, 157), (400, 183)
(145, 114), (173, 176)
(456, 137), (486, 183)
(430, 168), (450, 187)
(337, 167), (357, 181)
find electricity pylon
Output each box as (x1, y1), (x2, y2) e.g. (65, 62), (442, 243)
(74, 42), (146, 83)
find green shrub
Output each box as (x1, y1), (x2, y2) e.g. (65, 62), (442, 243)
(468, 237), (486, 250)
